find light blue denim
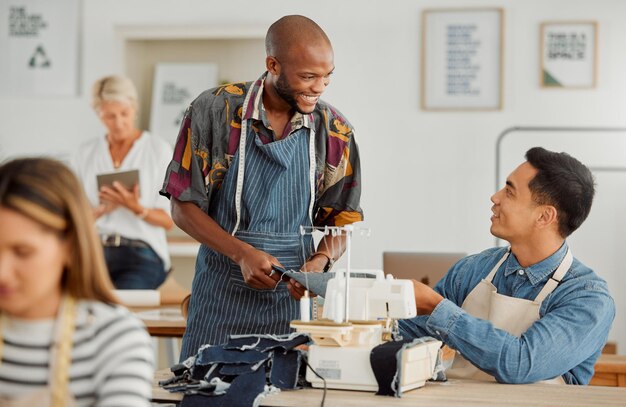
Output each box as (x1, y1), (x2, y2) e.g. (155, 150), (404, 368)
(398, 242), (615, 385)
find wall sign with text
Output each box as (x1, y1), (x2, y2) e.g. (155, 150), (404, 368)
(421, 8), (504, 111)
(150, 63), (219, 145)
(0, 0), (78, 96)
(541, 21), (597, 88)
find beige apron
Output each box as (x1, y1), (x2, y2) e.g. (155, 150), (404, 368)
(0, 295), (77, 407)
(446, 248), (572, 384)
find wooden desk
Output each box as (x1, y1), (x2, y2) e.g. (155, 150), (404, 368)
(129, 274), (189, 337)
(134, 306), (186, 337)
(603, 341), (617, 355)
(153, 370), (626, 406)
(591, 354), (626, 387)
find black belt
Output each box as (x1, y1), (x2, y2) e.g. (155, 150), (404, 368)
(100, 234), (151, 249)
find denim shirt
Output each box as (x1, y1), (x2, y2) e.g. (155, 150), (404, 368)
(399, 243), (615, 384)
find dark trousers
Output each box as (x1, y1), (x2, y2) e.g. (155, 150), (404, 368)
(104, 245), (167, 289)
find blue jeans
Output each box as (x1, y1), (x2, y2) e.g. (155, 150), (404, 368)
(104, 245), (167, 289)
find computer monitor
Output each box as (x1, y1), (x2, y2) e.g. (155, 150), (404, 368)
(382, 252), (466, 287)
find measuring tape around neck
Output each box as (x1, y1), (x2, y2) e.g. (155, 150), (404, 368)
(231, 85), (317, 235)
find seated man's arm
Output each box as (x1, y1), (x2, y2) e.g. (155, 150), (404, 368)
(400, 254), (615, 384)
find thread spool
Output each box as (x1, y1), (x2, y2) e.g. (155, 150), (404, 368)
(300, 291), (310, 322)
(333, 290), (344, 323)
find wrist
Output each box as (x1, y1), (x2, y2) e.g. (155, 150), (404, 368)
(428, 294), (445, 314)
(308, 251), (334, 272)
(421, 292), (444, 315)
(232, 241), (255, 264)
(136, 207), (149, 219)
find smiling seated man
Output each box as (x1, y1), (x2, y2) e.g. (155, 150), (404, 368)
(399, 147), (615, 384)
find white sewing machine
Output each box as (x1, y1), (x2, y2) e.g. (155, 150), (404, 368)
(290, 268), (442, 392)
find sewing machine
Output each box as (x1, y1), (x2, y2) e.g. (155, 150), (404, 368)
(290, 268), (442, 392)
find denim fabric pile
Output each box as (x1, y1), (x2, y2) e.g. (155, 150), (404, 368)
(160, 333), (310, 407)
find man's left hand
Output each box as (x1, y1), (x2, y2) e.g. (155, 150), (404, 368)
(287, 255), (327, 300)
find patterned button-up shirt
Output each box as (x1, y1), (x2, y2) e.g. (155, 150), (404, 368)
(160, 72), (363, 227)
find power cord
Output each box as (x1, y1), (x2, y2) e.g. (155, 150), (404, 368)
(302, 355), (327, 407)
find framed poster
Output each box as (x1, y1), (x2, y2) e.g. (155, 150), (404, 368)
(540, 21), (597, 88)
(150, 63), (218, 145)
(421, 8), (504, 111)
(0, 0), (79, 96)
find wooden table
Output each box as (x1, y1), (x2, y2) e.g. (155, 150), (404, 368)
(134, 305), (186, 367)
(603, 341), (617, 355)
(134, 306), (186, 337)
(153, 369), (626, 406)
(129, 274), (189, 337)
(590, 354), (626, 387)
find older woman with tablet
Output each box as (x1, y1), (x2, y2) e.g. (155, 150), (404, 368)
(0, 157), (154, 406)
(73, 74), (173, 289)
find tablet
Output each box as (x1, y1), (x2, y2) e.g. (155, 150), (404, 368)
(96, 169), (140, 192)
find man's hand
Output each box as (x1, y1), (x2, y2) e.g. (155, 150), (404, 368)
(412, 280), (445, 315)
(237, 246), (283, 289)
(287, 254), (328, 300)
(287, 279), (308, 300)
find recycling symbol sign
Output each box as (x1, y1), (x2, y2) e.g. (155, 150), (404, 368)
(28, 45), (51, 68)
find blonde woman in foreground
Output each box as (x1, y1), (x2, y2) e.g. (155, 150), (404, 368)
(0, 157), (154, 406)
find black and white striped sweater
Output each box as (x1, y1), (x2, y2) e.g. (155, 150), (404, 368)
(0, 300), (154, 406)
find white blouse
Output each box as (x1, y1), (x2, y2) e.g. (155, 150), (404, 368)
(73, 131), (173, 269)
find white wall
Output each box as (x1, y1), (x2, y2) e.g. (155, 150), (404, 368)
(1, 0), (624, 351)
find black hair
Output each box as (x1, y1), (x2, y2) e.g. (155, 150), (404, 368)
(525, 147), (595, 237)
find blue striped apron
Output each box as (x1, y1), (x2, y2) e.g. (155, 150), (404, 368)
(180, 91), (316, 359)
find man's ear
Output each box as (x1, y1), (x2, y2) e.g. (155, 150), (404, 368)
(266, 56), (280, 75)
(536, 205), (558, 230)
